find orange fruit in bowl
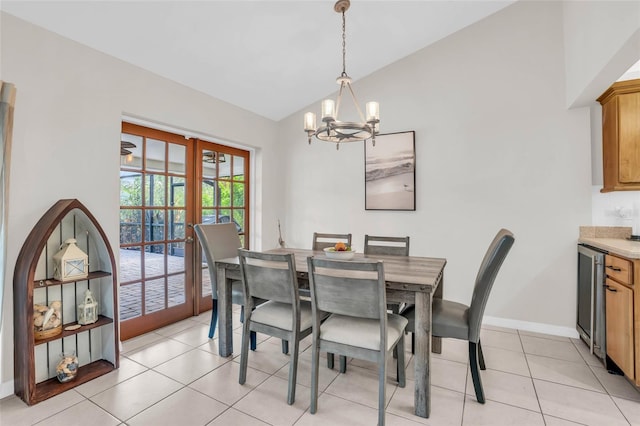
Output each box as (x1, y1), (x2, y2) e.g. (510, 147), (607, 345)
(334, 242), (347, 251)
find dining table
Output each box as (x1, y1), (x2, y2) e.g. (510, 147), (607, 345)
(215, 247), (446, 418)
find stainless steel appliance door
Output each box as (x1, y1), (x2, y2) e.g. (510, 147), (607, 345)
(577, 244), (606, 360)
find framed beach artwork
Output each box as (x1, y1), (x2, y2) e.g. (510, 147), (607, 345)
(364, 131), (415, 211)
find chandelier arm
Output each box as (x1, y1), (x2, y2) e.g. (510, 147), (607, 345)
(335, 80), (346, 120)
(345, 82), (367, 123)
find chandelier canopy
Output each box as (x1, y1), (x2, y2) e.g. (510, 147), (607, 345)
(304, 0), (379, 150)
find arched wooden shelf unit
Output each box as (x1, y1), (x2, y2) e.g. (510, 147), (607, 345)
(13, 199), (119, 405)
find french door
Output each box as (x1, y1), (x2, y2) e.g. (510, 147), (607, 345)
(194, 139), (250, 314)
(119, 123), (250, 340)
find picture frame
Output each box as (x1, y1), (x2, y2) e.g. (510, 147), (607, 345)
(364, 131), (415, 211)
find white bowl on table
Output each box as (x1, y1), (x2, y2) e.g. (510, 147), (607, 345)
(323, 247), (356, 260)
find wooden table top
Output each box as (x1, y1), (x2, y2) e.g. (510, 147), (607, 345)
(217, 247), (446, 293)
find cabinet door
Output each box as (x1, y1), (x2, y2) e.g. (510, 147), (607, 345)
(618, 92), (640, 183)
(605, 278), (635, 378)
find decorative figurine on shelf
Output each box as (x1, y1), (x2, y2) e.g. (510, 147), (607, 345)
(52, 238), (89, 281)
(77, 289), (98, 325)
(33, 300), (62, 340)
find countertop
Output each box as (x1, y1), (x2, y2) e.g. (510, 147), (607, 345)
(579, 237), (640, 259)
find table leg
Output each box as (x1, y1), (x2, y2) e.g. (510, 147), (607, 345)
(216, 265), (233, 357)
(414, 291), (432, 418)
(432, 273), (443, 354)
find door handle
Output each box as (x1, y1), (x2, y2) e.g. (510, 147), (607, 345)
(605, 285), (617, 292)
(187, 223), (194, 228)
(185, 237), (194, 244)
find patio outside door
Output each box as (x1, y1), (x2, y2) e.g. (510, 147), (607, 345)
(119, 123), (195, 340)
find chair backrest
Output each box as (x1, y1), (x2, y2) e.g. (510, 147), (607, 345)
(312, 232), (352, 251)
(238, 249), (299, 306)
(307, 257), (386, 320)
(468, 229), (515, 342)
(364, 235), (410, 256)
(193, 223), (242, 297)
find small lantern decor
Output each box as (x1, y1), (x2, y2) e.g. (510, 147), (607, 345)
(53, 238), (89, 281)
(77, 289), (98, 325)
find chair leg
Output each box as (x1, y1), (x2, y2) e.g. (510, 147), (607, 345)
(282, 340), (289, 355)
(327, 353), (334, 369)
(250, 331), (257, 351)
(378, 353), (387, 426)
(208, 300), (218, 339)
(469, 342), (485, 404)
(287, 337), (299, 405)
(339, 355), (347, 374)
(411, 332), (415, 355)
(310, 335), (320, 414)
(239, 320), (251, 385)
(240, 305), (245, 323)
(397, 333), (406, 388)
(478, 340), (486, 370)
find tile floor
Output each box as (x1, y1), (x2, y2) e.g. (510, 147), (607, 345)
(2, 310), (640, 425)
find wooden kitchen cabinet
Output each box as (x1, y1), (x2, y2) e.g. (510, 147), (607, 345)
(604, 253), (639, 387)
(597, 79), (640, 192)
(606, 278), (635, 378)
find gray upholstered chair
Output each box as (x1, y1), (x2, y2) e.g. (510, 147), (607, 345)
(364, 235), (410, 257)
(194, 223), (258, 350)
(307, 256), (407, 426)
(312, 232), (352, 251)
(237, 249), (311, 405)
(326, 234), (409, 374)
(312, 232), (353, 370)
(401, 228), (514, 404)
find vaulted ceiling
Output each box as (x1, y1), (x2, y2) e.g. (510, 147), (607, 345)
(1, 1), (515, 121)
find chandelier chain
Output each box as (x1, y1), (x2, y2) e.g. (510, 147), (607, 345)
(341, 9), (347, 77)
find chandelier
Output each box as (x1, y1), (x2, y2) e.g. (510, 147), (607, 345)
(304, 0), (379, 150)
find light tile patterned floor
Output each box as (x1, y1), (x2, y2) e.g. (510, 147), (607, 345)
(2, 310), (640, 425)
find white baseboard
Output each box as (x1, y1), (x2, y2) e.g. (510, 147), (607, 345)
(0, 379), (14, 400)
(483, 315), (580, 339)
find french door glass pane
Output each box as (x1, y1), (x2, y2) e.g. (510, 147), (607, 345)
(168, 243), (185, 274)
(145, 278), (165, 313)
(219, 159), (231, 180)
(201, 180), (217, 207)
(146, 209), (165, 242)
(120, 172), (142, 206)
(202, 150), (217, 179)
(121, 283), (141, 320)
(120, 209), (142, 244)
(169, 209), (186, 240)
(168, 274), (186, 307)
(146, 138), (166, 172)
(233, 210), (244, 232)
(144, 244), (165, 279)
(170, 177), (186, 207)
(219, 181), (231, 207)
(168, 144), (186, 174)
(233, 182), (245, 207)
(120, 248), (142, 282)
(145, 174), (166, 206)
(233, 155), (245, 181)
(121, 134), (143, 169)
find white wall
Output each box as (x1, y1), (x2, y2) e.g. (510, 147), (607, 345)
(563, 0), (640, 108)
(0, 12), (283, 396)
(278, 1), (592, 332)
